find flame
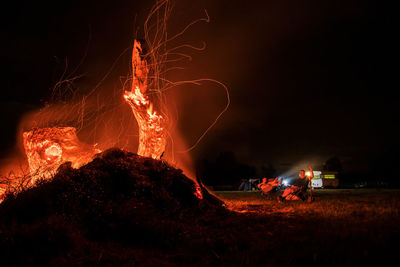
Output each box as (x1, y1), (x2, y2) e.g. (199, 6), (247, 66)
(2, 2), (222, 203)
(194, 183), (203, 199)
(44, 144), (62, 162)
(124, 40), (167, 159)
(123, 87), (150, 107)
(23, 127), (100, 183)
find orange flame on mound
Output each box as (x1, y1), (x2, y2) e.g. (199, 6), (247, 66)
(23, 127), (100, 183)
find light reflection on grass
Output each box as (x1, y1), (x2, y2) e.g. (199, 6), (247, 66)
(214, 189), (400, 219)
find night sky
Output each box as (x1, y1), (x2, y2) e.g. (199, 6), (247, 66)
(0, 0), (396, 175)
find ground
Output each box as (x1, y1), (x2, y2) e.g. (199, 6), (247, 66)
(1, 151), (399, 266)
(216, 189), (400, 217)
(212, 189), (400, 266)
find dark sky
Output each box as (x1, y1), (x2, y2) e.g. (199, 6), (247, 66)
(0, 0), (397, 174)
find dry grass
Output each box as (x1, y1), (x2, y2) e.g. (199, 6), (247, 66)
(210, 189), (400, 266)
(215, 189), (400, 219)
(214, 189), (400, 224)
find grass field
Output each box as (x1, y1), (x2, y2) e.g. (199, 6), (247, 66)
(215, 189), (400, 218)
(208, 189), (400, 266)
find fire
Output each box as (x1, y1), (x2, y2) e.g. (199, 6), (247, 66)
(1, 1), (222, 203)
(194, 183), (203, 199)
(124, 40), (167, 159)
(23, 127), (100, 183)
(124, 87), (150, 106)
(44, 144), (62, 161)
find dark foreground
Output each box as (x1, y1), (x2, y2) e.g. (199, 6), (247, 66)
(1, 151), (399, 266)
(212, 189), (400, 266)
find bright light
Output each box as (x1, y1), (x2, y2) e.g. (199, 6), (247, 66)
(283, 180), (288, 186)
(305, 171), (311, 177)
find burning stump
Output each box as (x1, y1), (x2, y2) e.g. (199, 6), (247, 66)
(23, 127), (99, 183)
(124, 40), (167, 159)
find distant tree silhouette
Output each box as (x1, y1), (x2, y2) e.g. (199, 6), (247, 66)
(196, 151), (256, 186)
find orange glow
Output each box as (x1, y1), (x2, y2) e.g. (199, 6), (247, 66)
(194, 183), (203, 199)
(23, 127), (100, 183)
(44, 144), (62, 162)
(124, 40), (167, 159)
(0, 0), (230, 206)
(123, 87), (150, 107)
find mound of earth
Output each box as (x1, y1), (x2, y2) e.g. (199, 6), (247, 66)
(0, 148), (227, 265)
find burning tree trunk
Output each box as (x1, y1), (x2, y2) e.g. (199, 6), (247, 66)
(124, 40), (167, 159)
(23, 127), (99, 183)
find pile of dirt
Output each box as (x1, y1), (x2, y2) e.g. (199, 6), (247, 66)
(0, 148), (227, 265)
